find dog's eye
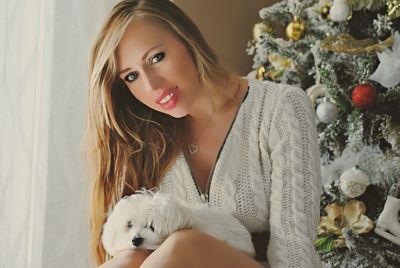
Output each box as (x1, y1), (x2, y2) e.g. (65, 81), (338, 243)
(149, 222), (155, 232)
(127, 221), (133, 229)
(144, 222), (155, 232)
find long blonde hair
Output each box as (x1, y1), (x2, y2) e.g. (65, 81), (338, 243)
(82, 0), (234, 265)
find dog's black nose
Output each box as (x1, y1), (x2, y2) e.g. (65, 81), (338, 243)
(132, 236), (144, 247)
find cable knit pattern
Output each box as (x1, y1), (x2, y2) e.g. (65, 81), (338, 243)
(158, 79), (322, 267)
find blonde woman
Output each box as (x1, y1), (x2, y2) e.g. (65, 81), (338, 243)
(83, 0), (322, 267)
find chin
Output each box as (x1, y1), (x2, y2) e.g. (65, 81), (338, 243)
(164, 107), (189, 119)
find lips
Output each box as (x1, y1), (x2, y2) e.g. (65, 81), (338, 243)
(156, 87), (177, 104)
(156, 86), (179, 110)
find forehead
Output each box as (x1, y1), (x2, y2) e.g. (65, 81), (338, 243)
(116, 19), (179, 64)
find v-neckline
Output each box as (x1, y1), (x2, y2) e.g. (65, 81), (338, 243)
(182, 84), (251, 203)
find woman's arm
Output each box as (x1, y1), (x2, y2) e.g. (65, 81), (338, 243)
(97, 249), (150, 268)
(97, 230), (263, 268)
(141, 229), (264, 268)
(265, 85), (322, 267)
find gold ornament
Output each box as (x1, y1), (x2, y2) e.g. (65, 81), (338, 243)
(387, 0), (400, 19)
(318, 200), (374, 249)
(267, 53), (293, 71)
(306, 83), (327, 105)
(266, 54), (295, 81)
(346, 8), (353, 20)
(256, 65), (267, 80)
(320, 4), (331, 20)
(252, 21), (274, 43)
(265, 69), (284, 81)
(320, 34), (394, 54)
(285, 16), (305, 41)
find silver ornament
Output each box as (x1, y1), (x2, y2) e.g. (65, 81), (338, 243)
(330, 0), (351, 22)
(316, 100), (338, 124)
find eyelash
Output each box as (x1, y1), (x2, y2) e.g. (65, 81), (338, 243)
(147, 222), (155, 232)
(151, 52), (165, 64)
(124, 52), (165, 83)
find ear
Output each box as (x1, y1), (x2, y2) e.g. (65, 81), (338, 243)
(102, 215), (117, 257)
(101, 198), (128, 257)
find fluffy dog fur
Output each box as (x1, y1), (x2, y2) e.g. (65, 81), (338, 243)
(102, 190), (255, 257)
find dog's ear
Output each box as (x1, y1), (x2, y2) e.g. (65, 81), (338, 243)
(102, 214), (117, 257)
(101, 198), (130, 257)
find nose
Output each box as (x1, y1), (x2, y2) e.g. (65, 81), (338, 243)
(142, 70), (163, 92)
(132, 236), (144, 247)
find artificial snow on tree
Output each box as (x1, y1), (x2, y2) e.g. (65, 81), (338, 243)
(247, 0), (400, 266)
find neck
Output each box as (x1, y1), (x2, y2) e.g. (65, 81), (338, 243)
(184, 76), (243, 148)
(187, 75), (241, 128)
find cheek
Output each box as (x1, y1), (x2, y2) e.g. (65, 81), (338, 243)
(162, 46), (198, 82)
(125, 86), (158, 110)
(170, 55), (197, 79)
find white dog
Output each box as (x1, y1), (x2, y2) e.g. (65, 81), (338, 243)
(102, 190), (255, 257)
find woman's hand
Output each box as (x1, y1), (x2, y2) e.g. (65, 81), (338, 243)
(97, 249), (151, 268)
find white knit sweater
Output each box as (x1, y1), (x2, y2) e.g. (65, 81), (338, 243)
(159, 78), (322, 268)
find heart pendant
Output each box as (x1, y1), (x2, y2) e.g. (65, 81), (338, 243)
(188, 144), (199, 154)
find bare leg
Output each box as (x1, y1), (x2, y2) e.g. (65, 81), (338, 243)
(141, 229), (264, 268)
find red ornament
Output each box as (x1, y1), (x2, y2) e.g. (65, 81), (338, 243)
(351, 83), (377, 110)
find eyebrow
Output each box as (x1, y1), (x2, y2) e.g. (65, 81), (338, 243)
(118, 44), (163, 76)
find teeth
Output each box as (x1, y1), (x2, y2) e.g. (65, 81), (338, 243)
(159, 92), (174, 104)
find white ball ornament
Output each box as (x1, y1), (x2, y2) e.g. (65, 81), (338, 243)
(340, 166), (370, 198)
(316, 100), (338, 124)
(329, 0), (351, 22)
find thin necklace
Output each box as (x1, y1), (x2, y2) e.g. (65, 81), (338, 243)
(187, 109), (216, 155)
(187, 78), (242, 155)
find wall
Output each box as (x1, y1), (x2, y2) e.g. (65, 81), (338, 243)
(173, 0), (278, 76)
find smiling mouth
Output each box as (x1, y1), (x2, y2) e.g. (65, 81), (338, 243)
(159, 91), (175, 104)
(157, 87), (179, 110)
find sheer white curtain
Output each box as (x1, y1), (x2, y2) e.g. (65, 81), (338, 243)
(0, 1), (115, 267)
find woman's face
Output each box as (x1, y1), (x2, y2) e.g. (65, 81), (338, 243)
(116, 19), (201, 118)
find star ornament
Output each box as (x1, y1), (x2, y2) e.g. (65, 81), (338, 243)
(369, 32), (400, 88)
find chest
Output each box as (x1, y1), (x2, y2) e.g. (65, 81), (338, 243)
(185, 108), (237, 193)
(160, 135), (271, 233)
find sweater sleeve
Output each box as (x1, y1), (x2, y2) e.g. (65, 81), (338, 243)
(264, 85), (322, 268)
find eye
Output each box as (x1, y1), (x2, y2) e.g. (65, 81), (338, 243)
(150, 52), (165, 64)
(127, 221), (133, 229)
(145, 222), (155, 232)
(125, 72), (138, 82)
(149, 222), (155, 232)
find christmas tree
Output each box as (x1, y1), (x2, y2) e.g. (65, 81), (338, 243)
(247, 0), (400, 267)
